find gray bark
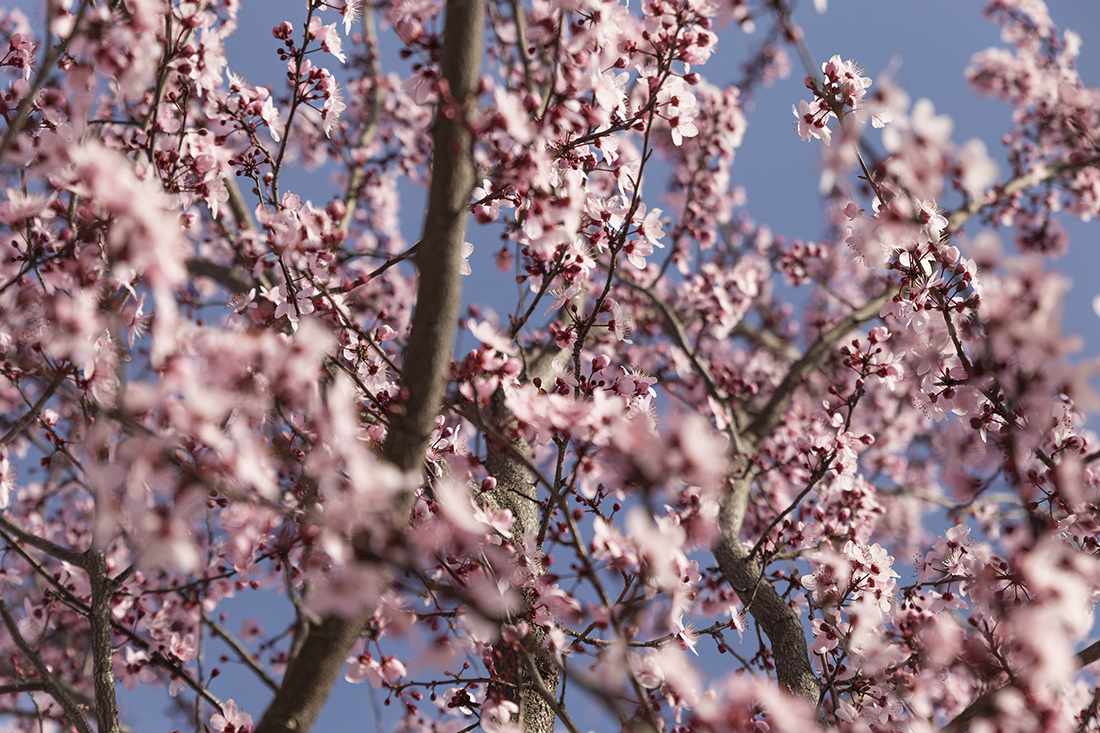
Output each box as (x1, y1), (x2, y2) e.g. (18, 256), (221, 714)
(253, 0), (484, 728)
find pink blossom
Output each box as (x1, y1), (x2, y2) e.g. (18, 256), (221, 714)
(0, 189), (51, 224)
(339, 0), (361, 34)
(0, 451), (12, 509)
(794, 99), (833, 143)
(261, 94), (282, 141)
(210, 699), (253, 733)
(0, 3), (1098, 732)
(116, 648), (157, 689)
(460, 241), (475, 276)
(345, 649), (407, 688)
(309, 17), (347, 64)
(481, 699), (521, 733)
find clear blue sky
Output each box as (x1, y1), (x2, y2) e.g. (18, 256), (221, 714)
(8, 0), (1100, 730)
(211, 0), (1100, 340)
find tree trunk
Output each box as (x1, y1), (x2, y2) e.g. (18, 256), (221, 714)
(485, 373), (560, 733)
(253, 0), (484, 728)
(88, 552), (123, 733)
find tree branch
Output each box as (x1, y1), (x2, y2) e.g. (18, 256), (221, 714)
(184, 258), (253, 295)
(0, 527), (224, 714)
(711, 460), (820, 702)
(0, 514), (87, 567)
(0, 600), (94, 733)
(252, 0), (485, 728)
(0, 1), (90, 158)
(485, 377), (559, 732)
(0, 681), (51, 695)
(745, 290), (889, 440)
(87, 552), (122, 733)
(202, 613), (279, 692)
(340, 1), (384, 232)
(946, 154), (1100, 233)
(0, 369), (67, 448)
(940, 637), (1100, 733)
(706, 142), (1100, 711)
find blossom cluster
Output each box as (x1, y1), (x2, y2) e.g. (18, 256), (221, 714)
(0, 1), (1098, 733)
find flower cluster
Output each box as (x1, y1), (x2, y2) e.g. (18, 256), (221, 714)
(0, 1), (1098, 733)
(794, 54), (873, 143)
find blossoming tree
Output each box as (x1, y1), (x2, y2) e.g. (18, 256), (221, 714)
(1, 0), (1099, 731)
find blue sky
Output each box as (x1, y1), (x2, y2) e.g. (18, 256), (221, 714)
(7, 0), (1100, 730)
(206, 0), (1100, 341)
(189, 2), (1100, 729)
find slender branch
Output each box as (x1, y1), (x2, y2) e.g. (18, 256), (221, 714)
(184, 258), (253, 295)
(508, 0), (533, 86)
(0, 514), (87, 566)
(0, 601), (94, 733)
(0, 1), (90, 158)
(333, 241), (421, 293)
(269, 2), (320, 205)
(747, 459), (832, 560)
(621, 279), (743, 443)
(940, 638), (1100, 733)
(0, 370), (67, 448)
(340, 0), (385, 232)
(202, 613), (279, 692)
(0, 682), (51, 695)
(745, 290), (889, 440)
(732, 322), (801, 362)
(0, 527), (224, 713)
(223, 176), (255, 232)
(946, 154), (1100, 232)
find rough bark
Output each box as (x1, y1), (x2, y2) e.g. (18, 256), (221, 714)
(253, 0), (484, 729)
(706, 155), (1100, 709)
(711, 463), (820, 703)
(713, 537), (820, 702)
(88, 552), (123, 733)
(483, 349), (563, 733)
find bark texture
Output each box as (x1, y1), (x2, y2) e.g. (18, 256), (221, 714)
(483, 350), (563, 733)
(253, 0), (484, 729)
(88, 552), (123, 733)
(707, 291), (890, 705)
(711, 465), (820, 703)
